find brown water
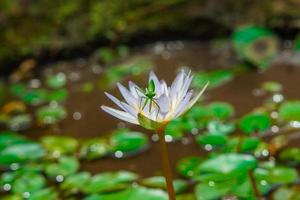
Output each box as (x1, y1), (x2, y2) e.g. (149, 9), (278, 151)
(22, 41), (300, 181)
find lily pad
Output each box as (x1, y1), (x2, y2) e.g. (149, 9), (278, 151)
(193, 70), (234, 89)
(29, 188), (59, 200)
(22, 89), (48, 106)
(47, 89), (68, 102)
(80, 138), (111, 160)
(208, 102), (234, 120)
(207, 120), (235, 135)
(61, 172), (91, 194)
(0, 131), (28, 151)
(110, 129), (149, 157)
(7, 114), (32, 131)
(12, 172), (46, 195)
(141, 176), (188, 194)
(273, 186), (300, 200)
(261, 81), (282, 93)
(0, 142), (45, 166)
(255, 166), (298, 184)
(83, 171), (138, 193)
(2, 101), (26, 114)
(85, 186), (168, 200)
(199, 153), (257, 175)
(40, 136), (79, 157)
(279, 101), (300, 122)
(46, 73), (67, 89)
(239, 112), (271, 134)
(44, 156), (79, 178)
(9, 83), (26, 97)
(176, 156), (203, 178)
(196, 134), (228, 148)
(36, 105), (67, 125)
(279, 148), (300, 164)
(195, 182), (231, 200)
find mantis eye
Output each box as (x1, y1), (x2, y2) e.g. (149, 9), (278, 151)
(148, 80), (155, 92)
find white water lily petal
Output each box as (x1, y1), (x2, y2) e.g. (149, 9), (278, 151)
(174, 91), (193, 117)
(128, 81), (142, 98)
(170, 70), (185, 97)
(179, 82), (209, 116)
(117, 83), (138, 107)
(101, 106), (139, 124)
(104, 92), (126, 110)
(120, 102), (137, 117)
(157, 94), (169, 114)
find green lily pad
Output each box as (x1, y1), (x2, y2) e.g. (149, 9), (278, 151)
(273, 186), (300, 200)
(199, 153), (257, 175)
(196, 134), (228, 148)
(29, 188), (59, 200)
(0, 131), (28, 151)
(255, 166), (298, 184)
(22, 89), (48, 106)
(9, 83), (26, 97)
(141, 176), (188, 194)
(7, 114), (32, 131)
(1, 194), (22, 200)
(61, 172), (91, 194)
(47, 89), (68, 102)
(46, 73), (67, 89)
(80, 138), (111, 160)
(177, 194), (196, 200)
(85, 186), (168, 200)
(239, 112), (271, 134)
(207, 120), (235, 135)
(83, 171), (138, 193)
(208, 102), (234, 120)
(12, 172), (46, 195)
(44, 156), (79, 178)
(279, 148), (300, 164)
(165, 119), (185, 140)
(195, 182), (231, 200)
(36, 105), (67, 125)
(0, 142), (45, 166)
(110, 129), (149, 157)
(261, 81), (282, 93)
(40, 136), (79, 157)
(193, 70), (234, 89)
(176, 156), (203, 178)
(279, 101), (300, 122)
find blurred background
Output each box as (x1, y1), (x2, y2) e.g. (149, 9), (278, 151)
(1, 1), (300, 200)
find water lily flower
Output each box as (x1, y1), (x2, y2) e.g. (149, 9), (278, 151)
(101, 70), (208, 129)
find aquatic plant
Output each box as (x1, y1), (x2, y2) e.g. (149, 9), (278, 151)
(101, 70), (208, 200)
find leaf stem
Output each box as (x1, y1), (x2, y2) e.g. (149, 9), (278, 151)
(248, 170), (262, 200)
(157, 124), (176, 200)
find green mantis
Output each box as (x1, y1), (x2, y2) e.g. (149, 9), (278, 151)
(135, 80), (160, 114)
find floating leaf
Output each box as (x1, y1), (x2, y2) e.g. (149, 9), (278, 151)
(80, 138), (111, 160)
(61, 172), (91, 194)
(9, 83), (26, 97)
(7, 114), (32, 131)
(85, 186), (168, 200)
(83, 171), (138, 193)
(239, 113), (271, 134)
(279, 148), (300, 164)
(261, 81), (282, 93)
(207, 120), (235, 135)
(44, 156), (79, 178)
(195, 182), (231, 200)
(110, 129), (149, 157)
(22, 89), (48, 106)
(176, 156), (203, 178)
(193, 70), (233, 89)
(255, 166), (298, 184)
(141, 176), (188, 194)
(165, 119), (185, 140)
(279, 101), (300, 122)
(29, 188), (58, 200)
(196, 134), (228, 148)
(273, 186), (300, 200)
(46, 73), (67, 89)
(40, 136), (79, 157)
(0, 131), (28, 151)
(2, 101), (26, 114)
(47, 89), (68, 102)
(208, 102), (234, 120)
(199, 153), (257, 175)
(12, 172), (46, 195)
(36, 105), (67, 125)
(0, 143), (45, 166)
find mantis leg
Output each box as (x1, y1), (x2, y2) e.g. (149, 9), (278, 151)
(152, 100), (161, 118)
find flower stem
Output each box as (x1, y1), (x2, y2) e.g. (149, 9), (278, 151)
(157, 125), (176, 200)
(248, 170), (262, 200)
